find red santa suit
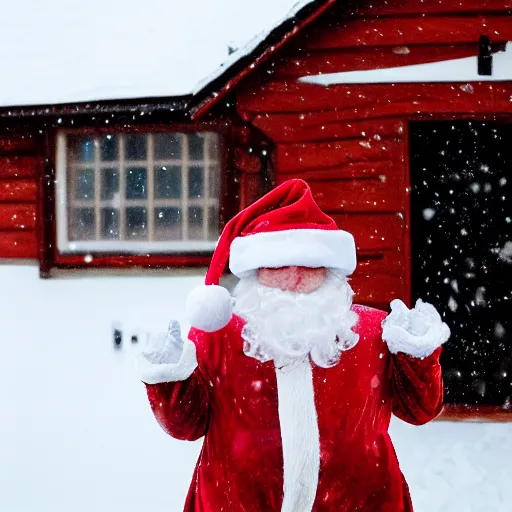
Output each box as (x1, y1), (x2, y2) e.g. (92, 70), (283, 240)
(137, 179), (450, 512)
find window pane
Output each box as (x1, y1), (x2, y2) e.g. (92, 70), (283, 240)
(100, 134), (118, 161)
(189, 166), (204, 199)
(208, 205), (220, 241)
(155, 207), (181, 241)
(126, 207), (147, 239)
(62, 130), (224, 251)
(75, 169), (94, 200)
(188, 134), (204, 161)
(209, 165), (221, 198)
(126, 167), (147, 199)
(154, 134), (181, 160)
(68, 136), (95, 163)
(125, 134), (147, 160)
(188, 207), (204, 240)
(101, 168), (119, 200)
(69, 208), (95, 240)
(101, 208), (119, 239)
(155, 165), (181, 199)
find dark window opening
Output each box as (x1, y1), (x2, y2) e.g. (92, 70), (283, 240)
(410, 121), (512, 407)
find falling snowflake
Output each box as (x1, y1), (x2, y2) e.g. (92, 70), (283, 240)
(422, 208), (436, 221)
(494, 323), (506, 339)
(459, 84), (474, 94)
(498, 241), (512, 263)
(475, 287), (486, 306)
(392, 46), (410, 55)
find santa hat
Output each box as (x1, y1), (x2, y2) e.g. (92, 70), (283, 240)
(186, 179), (357, 332)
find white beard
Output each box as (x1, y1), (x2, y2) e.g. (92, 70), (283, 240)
(232, 271), (359, 370)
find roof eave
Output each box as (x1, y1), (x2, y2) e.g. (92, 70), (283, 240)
(0, 95), (192, 121)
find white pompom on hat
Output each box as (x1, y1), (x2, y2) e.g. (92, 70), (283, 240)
(185, 179), (357, 332)
(185, 284), (233, 333)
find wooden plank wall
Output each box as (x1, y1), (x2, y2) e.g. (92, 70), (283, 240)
(0, 134), (42, 259)
(236, 0), (512, 309)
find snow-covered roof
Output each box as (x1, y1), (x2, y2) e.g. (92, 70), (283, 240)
(0, 0), (317, 109)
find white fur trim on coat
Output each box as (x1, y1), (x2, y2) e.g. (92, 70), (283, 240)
(229, 229), (357, 278)
(137, 338), (198, 384)
(382, 299), (451, 359)
(275, 360), (320, 512)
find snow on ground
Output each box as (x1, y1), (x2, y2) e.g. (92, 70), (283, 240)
(0, 0), (314, 107)
(391, 419), (512, 512)
(0, 265), (511, 511)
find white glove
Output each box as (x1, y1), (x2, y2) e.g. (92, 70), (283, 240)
(382, 299), (451, 358)
(140, 320), (184, 365)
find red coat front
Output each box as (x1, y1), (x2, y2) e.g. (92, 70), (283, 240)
(144, 305), (443, 511)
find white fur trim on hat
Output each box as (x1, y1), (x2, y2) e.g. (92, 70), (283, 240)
(186, 284), (233, 332)
(229, 229), (357, 278)
(137, 338), (198, 384)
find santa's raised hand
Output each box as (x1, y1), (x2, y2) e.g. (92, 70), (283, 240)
(382, 298), (451, 359)
(138, 320), (197, 385)
(140, 320), (184, 364)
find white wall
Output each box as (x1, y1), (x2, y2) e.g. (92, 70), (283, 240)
(0, 265), (510, 512)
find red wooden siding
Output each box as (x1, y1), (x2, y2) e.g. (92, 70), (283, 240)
(236, 0), (512, 308)
(0, 135), (39, 153)
(0, 232), (38, 259)
(0, 180), (38, 202)
(238, 82), (506, 117)
(351, 0), (512, 17)
(0, 156), (39, 179)
(0, 136), (41, 259)
(252, 117), (402, 144)
(305, 16), (512, 50)
(0, 204), (37, 230)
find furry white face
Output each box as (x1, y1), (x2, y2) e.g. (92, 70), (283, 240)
(232, 270), (359, 370)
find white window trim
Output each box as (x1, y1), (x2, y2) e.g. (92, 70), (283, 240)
(62, 240), (218, 254)
(56, 132), (70, 253)
(55, 131), (220, 255)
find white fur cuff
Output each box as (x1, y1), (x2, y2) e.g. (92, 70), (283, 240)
(137, 338), (198, 384)
(382, 299), (451, 358)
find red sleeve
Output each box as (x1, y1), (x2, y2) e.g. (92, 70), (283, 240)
(144, 368), (210, 441)
(391, 347), (444, 425)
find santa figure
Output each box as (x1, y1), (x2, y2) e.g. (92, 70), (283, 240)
(137, 179), (451, 511)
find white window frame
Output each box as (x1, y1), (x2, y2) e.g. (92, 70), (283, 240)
(55, 131), (220, 254)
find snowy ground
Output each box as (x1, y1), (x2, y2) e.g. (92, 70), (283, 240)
(0, 265), (511, 511)
(391, 419), (512, 512)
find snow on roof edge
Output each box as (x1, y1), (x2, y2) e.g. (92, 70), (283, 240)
(192, 0), (319, 96)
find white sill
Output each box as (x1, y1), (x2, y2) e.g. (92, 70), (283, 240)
(58, 240), (217, 254)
